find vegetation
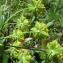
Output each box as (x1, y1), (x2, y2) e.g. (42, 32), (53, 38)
(0, 0), (63, 63)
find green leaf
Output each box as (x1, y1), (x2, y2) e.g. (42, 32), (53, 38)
(3, 54), (8, 63)
(47, 21), (53, 27)
(13, 41), (21, 46)
(41, 31), (48, 36)
(0, 6), (3, 16)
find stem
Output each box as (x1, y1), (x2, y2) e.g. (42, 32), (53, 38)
(23, 31), (40, 34)
(3, 31), (40, 39)
(5, 0), (7, 5)
(6, 45), (46, 51)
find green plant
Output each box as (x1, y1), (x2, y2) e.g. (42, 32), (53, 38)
(0, 0), (63, 63)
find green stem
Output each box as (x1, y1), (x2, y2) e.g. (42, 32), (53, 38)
(27, 30), (40, 33)
(3, 31), (40, 39)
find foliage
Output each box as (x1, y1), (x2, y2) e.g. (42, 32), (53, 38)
(0, 0), (63, 63)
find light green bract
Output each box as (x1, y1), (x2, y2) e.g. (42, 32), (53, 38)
(46, 40), (63, 60)
(16, 16), (29, 31)
(31, 22), (49, 39)
(18, 50), (31, 63)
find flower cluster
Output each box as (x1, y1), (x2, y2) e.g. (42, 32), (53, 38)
(46, 40), (63, 60)
(31, 22), (49, 39)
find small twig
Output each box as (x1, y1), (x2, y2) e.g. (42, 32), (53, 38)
(6, 45), (46, 51)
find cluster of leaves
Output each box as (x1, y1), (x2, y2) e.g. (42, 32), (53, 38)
(0, 0), (63, 63)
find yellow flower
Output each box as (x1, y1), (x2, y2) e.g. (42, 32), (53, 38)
(27, 51), (30, 55)
(28, 62), (30, 63)
(59, 53), (62, 56)
(57, 52), (62, 59)
(16, 29), (24, 41)
(16, 49), (22, 57)
(16, 40), (22, 46)
(23, 16), (26, 20)
(45, 27), (49, 34)
(17, 29), (22, 33)
(40, 3), (44, 7)
(56, 43), (61, 48)
(49, 42), (52, 45)
(40, 22), (49, 34)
